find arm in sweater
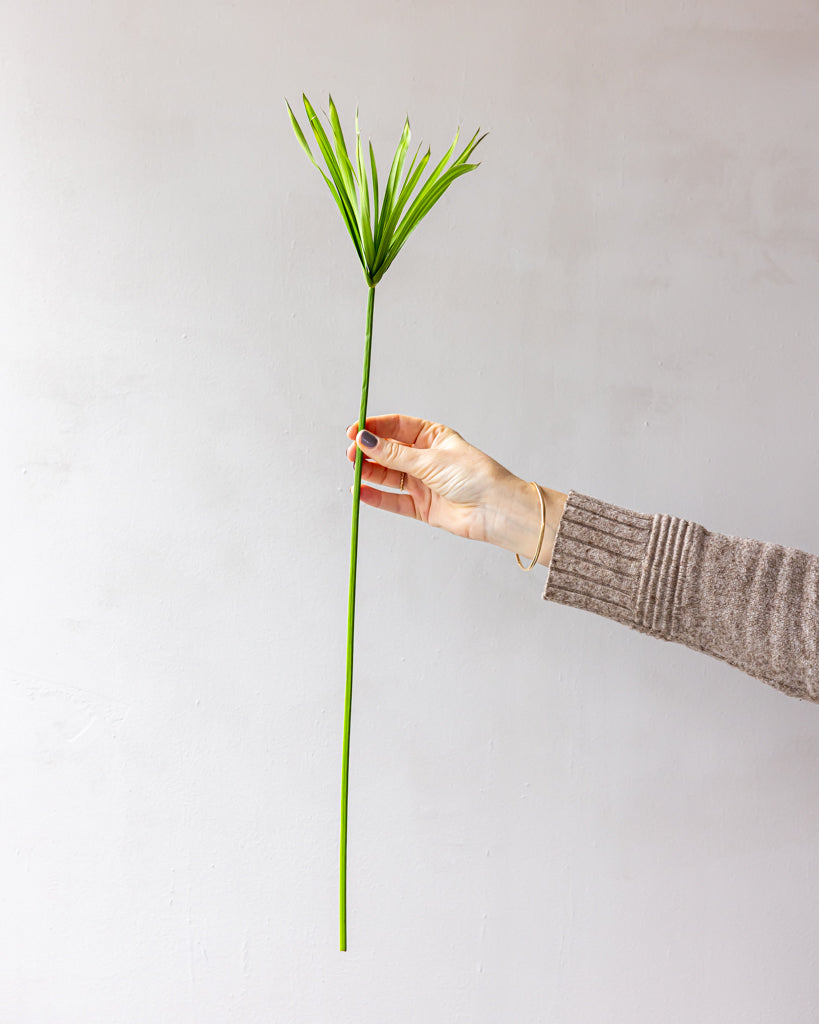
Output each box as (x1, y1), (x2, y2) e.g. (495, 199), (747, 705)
(542, 492), (819, 703)
(345, 418), (817, 702)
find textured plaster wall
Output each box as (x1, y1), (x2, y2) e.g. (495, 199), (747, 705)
(2, 1), (818, 1021)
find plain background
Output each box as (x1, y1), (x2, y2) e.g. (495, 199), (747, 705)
(2, 1), (818, 1020)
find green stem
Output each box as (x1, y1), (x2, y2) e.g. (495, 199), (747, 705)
(340, 283), (376, 952)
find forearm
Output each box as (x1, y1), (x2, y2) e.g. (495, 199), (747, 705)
(542, 491), (819, 703)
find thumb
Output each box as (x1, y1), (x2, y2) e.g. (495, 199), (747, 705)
(357, 429), (421, 475)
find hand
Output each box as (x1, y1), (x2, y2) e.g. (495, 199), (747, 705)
(345, 414), (567, 567)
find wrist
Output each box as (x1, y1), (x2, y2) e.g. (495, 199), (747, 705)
(486, 475), (567, 568)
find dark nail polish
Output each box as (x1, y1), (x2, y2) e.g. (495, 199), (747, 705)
(360, 430), (378, 449)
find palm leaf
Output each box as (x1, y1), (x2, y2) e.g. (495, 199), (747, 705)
(452, 126), (487, 167)
(328, 94), (359, 201)
(368, 140), (380, 240)
(288, 96), (486, 286)
(286, 99), (318, 168)
(355, 110), (375, 269)
(370, 145), (431, 273)
(302, 96), (366, 267)
(414, 125), (462, 193)
(376, 162), (480, 282)
(397, 128), (486, 233)
(393, 161), (480, 247)
(373, 118), (411, 255)
(287, 100), (366, 270)
(371, 127), (487, 280)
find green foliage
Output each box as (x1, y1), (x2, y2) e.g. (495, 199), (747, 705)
(286, 95), (486, 286)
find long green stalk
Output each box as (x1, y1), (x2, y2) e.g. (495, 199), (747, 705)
(340, 283), (376, 951)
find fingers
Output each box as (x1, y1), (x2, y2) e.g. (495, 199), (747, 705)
(347, 438), (413, 501)
(358, 484), (417, 519)
(363, 461), (407, 491)
(355, 428), (425, 478)
(346, 413), (428, 446)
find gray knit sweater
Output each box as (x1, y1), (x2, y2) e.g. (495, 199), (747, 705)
(543, 492), (819, 703)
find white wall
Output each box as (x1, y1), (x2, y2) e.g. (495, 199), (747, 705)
(2, 1), (818, 1020)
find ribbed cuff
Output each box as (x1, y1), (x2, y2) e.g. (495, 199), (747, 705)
(542, 491), (651, 627)
(543, 491), (699, 640)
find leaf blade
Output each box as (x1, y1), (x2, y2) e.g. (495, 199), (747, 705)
(287, 98), (359, 248)
(371, 145), (430, 273)
(374, 117), (411, 255)
(355, 109), (375, 270)
(286, 99), (321, 168)
(386, 129), (486, 253)
(375, 162), (480, 281)
(369, 140), (380, 238)
(302, 95), (366, 267)
(328, 94), (359, 197)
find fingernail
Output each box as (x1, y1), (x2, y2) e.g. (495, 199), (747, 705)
(360, 430), (378, 449)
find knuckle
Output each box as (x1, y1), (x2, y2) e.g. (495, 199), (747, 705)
(382, 439), (400, 465)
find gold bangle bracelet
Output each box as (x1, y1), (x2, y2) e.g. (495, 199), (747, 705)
(515, 481), (546, 571)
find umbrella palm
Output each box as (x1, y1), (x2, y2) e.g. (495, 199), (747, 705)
(287, 94), (485, 950)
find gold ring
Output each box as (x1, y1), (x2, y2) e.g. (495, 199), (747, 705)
(399, 472), (405, 492)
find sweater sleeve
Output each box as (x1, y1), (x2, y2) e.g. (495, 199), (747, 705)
(542, 491), (819, 703)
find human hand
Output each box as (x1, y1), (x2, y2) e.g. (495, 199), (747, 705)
(345, 414), (567, 567)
